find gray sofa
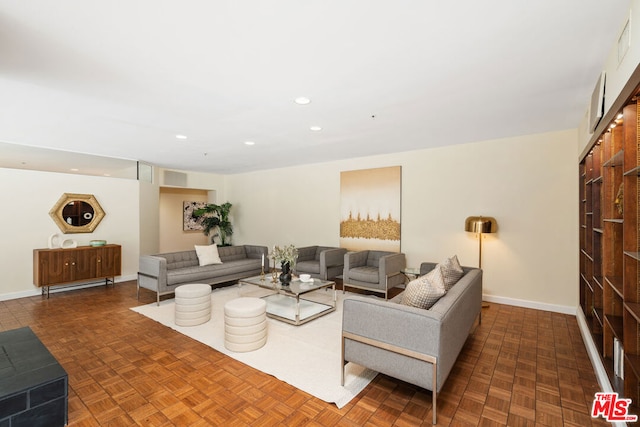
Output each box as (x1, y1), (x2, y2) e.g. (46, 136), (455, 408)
(137, 245), (268, 305)
(341, 262), (482, 424)
(295, 246), (347, 280)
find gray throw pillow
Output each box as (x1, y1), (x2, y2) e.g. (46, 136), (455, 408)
(440, 255), (464, 291)
(401, 265), (446, 309)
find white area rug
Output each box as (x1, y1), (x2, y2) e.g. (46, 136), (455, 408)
(131, 284), (377, 408)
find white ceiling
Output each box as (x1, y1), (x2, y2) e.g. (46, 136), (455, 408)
(0, 0), (631, 175)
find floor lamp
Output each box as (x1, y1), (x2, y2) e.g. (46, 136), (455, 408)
(464, 216), (497, 308)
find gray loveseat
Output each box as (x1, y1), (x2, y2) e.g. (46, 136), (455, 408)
(137, 245), (268, 305)
(341, 262), (482, 424)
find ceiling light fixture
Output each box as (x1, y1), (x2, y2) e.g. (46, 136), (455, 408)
(310, 126), (322, 131)
(294, 97), (311, 105)
(176, 134), (187, 139)
(244, 141), (255, 146)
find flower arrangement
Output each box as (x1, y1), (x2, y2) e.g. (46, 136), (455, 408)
(271, 244), (298, 268)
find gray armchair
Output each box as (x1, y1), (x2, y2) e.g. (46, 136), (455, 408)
(295, 246), (347, 280)
(342, 250), (406, 299)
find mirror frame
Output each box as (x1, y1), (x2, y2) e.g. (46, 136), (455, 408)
(49, 193), (105, 234)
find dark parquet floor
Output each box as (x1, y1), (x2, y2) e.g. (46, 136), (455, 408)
(0, 281), (612, 426)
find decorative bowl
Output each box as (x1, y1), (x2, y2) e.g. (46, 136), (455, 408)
(89, 240), (107, 247)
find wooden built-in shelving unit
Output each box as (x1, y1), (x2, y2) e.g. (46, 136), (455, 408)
(580, 89), (640, 411)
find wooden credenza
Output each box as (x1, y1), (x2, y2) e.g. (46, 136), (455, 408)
(33, 244), (121, 297)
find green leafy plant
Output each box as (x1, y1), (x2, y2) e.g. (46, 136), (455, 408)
(192, 202), (233, 246)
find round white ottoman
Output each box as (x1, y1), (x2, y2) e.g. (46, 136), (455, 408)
(175, 284), (212, 326)
(224, 297), (267, 352)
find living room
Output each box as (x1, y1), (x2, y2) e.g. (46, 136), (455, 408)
(0, 1), (637, 425)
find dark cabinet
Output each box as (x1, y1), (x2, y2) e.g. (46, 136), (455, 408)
(33, 245), (121, 295)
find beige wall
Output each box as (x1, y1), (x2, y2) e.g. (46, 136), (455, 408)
(0, 168), (140, 299)
(139, 176), (160, 256)
(0, 130), (579, 312)
(159, 187), (209, 252)
(227, 129), (579, 312)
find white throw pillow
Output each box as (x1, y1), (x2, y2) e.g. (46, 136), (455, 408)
(195, 244), (223, 266)
(401, 265), (446, 309)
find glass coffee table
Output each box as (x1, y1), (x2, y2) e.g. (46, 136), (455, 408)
(239, 275), (336, 325)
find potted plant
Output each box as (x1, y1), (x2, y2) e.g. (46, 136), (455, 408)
(271, 245), (298, 285)
(192, 202), (233, 246)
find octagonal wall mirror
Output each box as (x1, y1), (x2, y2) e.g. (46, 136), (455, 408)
(49, 193), (105, 233)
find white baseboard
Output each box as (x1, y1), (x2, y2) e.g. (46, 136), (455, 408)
(575, 308), (630, 427)
(483, 294), (576, 315)
(0, 275), (137, 301)
(576, 307), (612, 393)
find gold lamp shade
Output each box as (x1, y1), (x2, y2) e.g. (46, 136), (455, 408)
(464, 216), (497, 234)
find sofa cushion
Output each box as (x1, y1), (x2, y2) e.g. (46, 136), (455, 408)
(349, 266), (380, 283)
(440, 255), (464, 290)
(401, 265), (446, 309)
(365, 251), (387, 268)
(161, 251), (200, 269)
(218, 245), (248, 262)
(195, 244), (223, 266)
(167, 259), (260, 285)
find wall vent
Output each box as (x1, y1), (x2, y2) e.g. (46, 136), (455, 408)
(163, 170), (187, 187)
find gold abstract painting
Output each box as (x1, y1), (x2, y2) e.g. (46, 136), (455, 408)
(340, 166), (401, 251)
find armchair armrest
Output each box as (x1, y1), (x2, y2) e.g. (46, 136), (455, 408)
(138, 255), (167, 291)
(320, 248), (347, 268)
(379, 253), (406, 284)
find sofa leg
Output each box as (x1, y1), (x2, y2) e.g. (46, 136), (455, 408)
(340, 335), (345, 386)
(156, 292), (160, 306)
(432, 363), (437, 424)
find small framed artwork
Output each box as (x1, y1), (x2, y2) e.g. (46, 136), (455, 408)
(183, 201), (206, 231)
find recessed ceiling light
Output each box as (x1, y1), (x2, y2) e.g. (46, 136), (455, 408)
(244, 141), (255, 146)
(176, 134), (187, 139)
(310, 126), (322, 131)
(294, 97), (311, 105)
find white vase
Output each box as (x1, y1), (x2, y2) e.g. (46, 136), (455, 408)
(61, 239), (78, 249)
(48, 233), (60, 249)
